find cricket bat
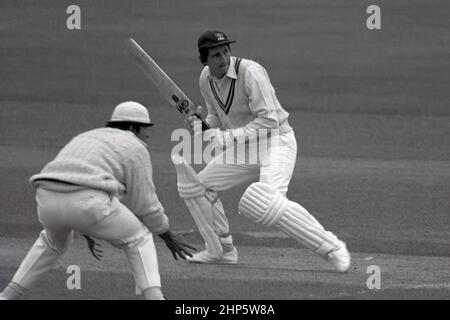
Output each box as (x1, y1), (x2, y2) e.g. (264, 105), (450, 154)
(125, 37), (209, 130)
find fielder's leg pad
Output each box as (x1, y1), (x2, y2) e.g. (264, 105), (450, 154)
(124, 232), (161, 292)
(239, 182), (341, 256)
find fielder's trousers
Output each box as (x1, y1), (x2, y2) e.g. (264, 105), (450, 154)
(10, 187), (161, 294)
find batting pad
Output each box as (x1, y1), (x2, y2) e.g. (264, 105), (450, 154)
(172, 155), (223, 257)
(239, 182), (341, 257)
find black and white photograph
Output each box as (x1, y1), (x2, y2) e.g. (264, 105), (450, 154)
(0, 0), (449, 307)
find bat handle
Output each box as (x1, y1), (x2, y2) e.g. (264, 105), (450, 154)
(194, 114), (210, 131)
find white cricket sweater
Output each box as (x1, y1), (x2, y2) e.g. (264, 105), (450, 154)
(199, 56), (292, 137)
(30, 128), (169, 235)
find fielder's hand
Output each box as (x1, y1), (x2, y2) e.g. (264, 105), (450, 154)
(83, 235), (103, 261)
(159, 230), (197, 260)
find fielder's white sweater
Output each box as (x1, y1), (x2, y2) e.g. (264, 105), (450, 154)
(30, 128), (169, 235)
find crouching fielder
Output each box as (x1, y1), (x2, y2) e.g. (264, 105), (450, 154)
(173, 31), (350, 272)
(0, 102), (195, 300)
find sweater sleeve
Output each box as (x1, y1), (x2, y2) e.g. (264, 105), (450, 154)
(231, 64), (279, 138)
(124, 146), (169, 235)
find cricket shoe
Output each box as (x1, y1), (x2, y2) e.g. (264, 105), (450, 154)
(327, 241), (351, 273)
(187, 247), (238, 264)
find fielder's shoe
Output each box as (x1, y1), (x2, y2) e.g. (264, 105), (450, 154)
(327, 241), (351, 273)
(187, 247), (238, 264)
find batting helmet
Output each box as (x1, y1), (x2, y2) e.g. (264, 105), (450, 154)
(197, 30), (236, 51)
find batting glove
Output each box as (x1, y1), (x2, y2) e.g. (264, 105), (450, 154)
(184, 115), (197, 134)
(183, 105), (207, 134)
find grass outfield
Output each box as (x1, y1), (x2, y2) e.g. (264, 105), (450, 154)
(0, 0), (449, 300)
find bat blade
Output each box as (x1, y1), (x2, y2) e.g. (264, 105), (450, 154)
(125, 37), (195, 116)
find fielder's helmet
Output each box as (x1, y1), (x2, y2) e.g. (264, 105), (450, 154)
(107, 101), (153, 126)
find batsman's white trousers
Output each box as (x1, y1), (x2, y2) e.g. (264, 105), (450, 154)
(10, 187), (161, 293)
(198, 130), (297, 235)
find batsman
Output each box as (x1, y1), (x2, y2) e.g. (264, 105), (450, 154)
(173, 30), (351, 272)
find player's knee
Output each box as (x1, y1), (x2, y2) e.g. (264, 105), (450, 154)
(40, 230), (73, 254)
(172, 155), (206, 199)
(197, 169), (221, 191)
(239, 182), (288, 227)
(178, 179), (205, 199)
(121, 232), (153, 261)
(134, 232), (153, 248)
(197, 169), (208, 185)
(113, 228), (152, 250)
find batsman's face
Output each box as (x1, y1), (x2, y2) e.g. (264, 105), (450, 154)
(207, 45), (231, 79)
